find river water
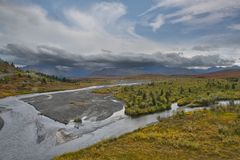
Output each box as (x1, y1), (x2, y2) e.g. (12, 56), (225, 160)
(0, 84), (239, 160)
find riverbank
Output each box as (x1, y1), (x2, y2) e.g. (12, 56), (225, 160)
(54, 104), (240, 160)
(0, 116), (3, 130)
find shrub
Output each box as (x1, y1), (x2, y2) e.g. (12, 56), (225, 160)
(74, 117), (82, 123)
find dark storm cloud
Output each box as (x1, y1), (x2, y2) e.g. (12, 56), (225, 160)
(0, 44), (83, 67)
(0, 44), (235, 70)
(85, 52), (234, 68)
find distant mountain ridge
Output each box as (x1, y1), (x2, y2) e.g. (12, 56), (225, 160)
(90, 65), (240, 77)
(22, 64), (240, 78)
(1, 58), (240, 79)
(195, 69), (240, 78)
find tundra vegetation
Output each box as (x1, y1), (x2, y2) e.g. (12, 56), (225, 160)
(54, 104), (240, 160)
(0, 59), (115, 98)
(0, 71), (113, 98)
(94, 78), (240, 116)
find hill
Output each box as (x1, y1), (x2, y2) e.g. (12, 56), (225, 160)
(0, 59), (18, 74)
(195, 69), (240, 79)
(0, 59), (114, 98)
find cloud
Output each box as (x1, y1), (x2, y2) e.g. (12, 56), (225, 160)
(0, 44), (234, 71)
(196, 33), (240, 49)
(0, 0), (239, 72)
(192, 45), (218, 52)
(149, 14), (165, 31)
(91, 2), (127, 25)
(138, 0), (240, 59)
(228, 23), (240, 30)
(0, 44), (81, 67)
(64, 2), (127, 32)
(0, 1), (164, 55)
(141, 0), (240, 27)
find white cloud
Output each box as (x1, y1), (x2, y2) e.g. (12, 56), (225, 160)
(65, 9), (99, 31)
(171, 15), (192, 24)
(0, 2), (165, 56)
(228, 23), (240, 30)
(142, 0), (240, 26)
(0, 0), (239, 65)
(91, 2), (127, 25)
(149, 14), (165, 31)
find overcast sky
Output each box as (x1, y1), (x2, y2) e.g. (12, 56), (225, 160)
(0, 0), (240, 70)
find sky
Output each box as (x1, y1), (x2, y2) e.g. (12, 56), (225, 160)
(0, 0), (240, 72)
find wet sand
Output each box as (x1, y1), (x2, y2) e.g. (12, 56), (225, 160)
(21, 90), (123, 124)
